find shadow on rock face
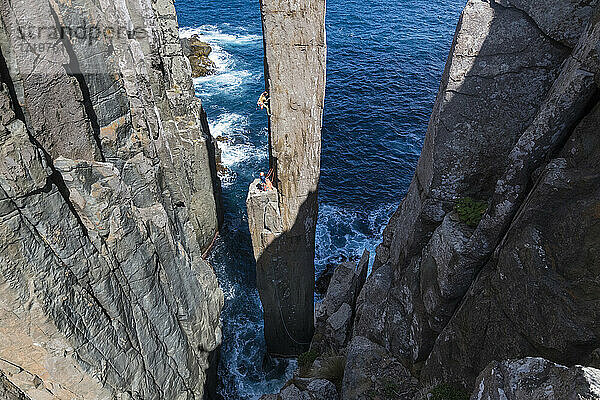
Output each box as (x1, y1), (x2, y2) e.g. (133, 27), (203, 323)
(247, 181), (318, 357)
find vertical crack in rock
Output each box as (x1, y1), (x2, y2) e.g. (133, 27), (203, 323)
(0, 47), (90, 237)
(48, 5), (104, 162)
(0, 49), (24, 122)
(247, 0), (326, 356)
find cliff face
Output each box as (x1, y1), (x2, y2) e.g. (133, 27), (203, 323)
(247, 0), (326, 356)
(0, 0), (223, 398)
(262, 0), (600, 398)
(350, 0), (600, 394)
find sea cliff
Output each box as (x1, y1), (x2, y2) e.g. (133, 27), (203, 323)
(0, 0), (223, 398)
(262, 0), (600, 398)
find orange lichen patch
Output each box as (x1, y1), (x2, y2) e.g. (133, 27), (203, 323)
(100, 114), (128, 145)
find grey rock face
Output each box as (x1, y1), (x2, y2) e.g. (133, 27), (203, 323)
(354, 0), (600, 383)
(247, 0), (326, 356)
(493, 0), (597, 47)
(280, 385), (310, 400)
(312, 251), (369, 352)
(247, 179), (283, 258)
(0, 0), (223, 398)
(356, 0), (575, 362)
(342, 336), (419, 400)
(306, 379), (338, 400)
(420, 98), (600, 390)
(260, 378), (339, 400)
(471, 358), (600, 400)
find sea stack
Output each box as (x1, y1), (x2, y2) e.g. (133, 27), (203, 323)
(246, 0), (326, 356)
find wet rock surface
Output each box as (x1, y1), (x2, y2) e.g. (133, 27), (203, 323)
(181, 35), (218, 77)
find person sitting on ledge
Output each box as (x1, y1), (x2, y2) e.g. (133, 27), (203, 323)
(257, 91), (271, 116)
(258, 171), (274, 191)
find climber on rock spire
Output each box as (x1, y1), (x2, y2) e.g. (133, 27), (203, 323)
(257, 91), (271, 116)
(258, 170), (274, 191)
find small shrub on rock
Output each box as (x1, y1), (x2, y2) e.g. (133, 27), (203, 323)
(297, 349), (320, 376)
(309, 353), (346, 392)
(430, 383), (469, 400)
(454, 197), (487, 227)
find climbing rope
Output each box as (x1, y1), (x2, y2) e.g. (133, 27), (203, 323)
(270, 259), (311, 347)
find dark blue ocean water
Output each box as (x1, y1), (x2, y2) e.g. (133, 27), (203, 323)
(174, 0), (464, 398)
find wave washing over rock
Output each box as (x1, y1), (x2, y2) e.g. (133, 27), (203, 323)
(0, 0), (223, 398)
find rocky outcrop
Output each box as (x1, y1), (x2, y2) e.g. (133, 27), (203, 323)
(259, 378), (338, 400)
(342, 336), (419, 400)
(350, 0), (600, 395)
(312, 251), (369, 353)
(258, 255), (370, 400)
(421, 96), (600, 389)
(0, 0), (223, 398)
(247, 0), (326, 356)
(472, 358), (600, 400)
(181, 36), (217, 78)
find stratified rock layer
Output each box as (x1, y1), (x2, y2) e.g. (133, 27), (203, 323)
(0, 0), (223, 398)
(247, 0), (326, 356)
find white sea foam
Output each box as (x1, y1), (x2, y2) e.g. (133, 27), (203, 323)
(182, 25), (260, 94)
(179, 25), (259, 73)
(315, 202), (397, 275)
(179, 25), (261, 45)
(209, 112), (246, 138)
(181, 23), (265, 189)
(207, 113), (266, 186)
(218, 138), (265, 168)
(193, 70), (253, 95)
